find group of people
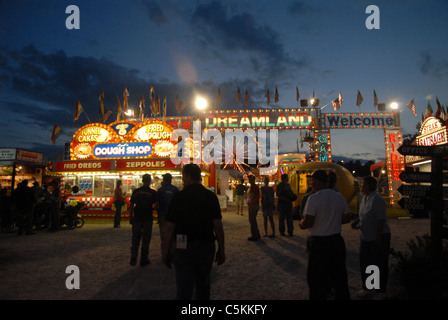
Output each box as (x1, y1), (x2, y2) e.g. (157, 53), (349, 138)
(115, 165), (225, 300)
(0, 180), (63, 234)
(235, 173), (298, 241)
(234, 170), (391, 300)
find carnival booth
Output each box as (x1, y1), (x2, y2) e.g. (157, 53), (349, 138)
(50, 120), (214, 219)
(0, 148), (45, 194)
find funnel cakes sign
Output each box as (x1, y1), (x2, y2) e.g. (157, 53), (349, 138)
(70, 121), (174, 160)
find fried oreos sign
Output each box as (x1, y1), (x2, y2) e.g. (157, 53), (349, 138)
(324, 113), (398, 129)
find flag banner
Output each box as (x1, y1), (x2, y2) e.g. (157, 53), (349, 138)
(245, 90), (250, 106)
(177, 98), (188, 115)
(265, 89), (270, 105)
(425, 101), (433, 119)
(275, 86), (279, 103)
(123, 87), (129, 112)
(407, 98), (417, 116)
(116, 96), (122, 121)
(332, 98), (340, 111)
(163, 96), (167, 121)
(236, 87), (241, 102)
(99, 90), (104, 119)
(435, 97), (442, 118)
(103, 108), (112, 123)
(139, 95), (145, 121)
(356, 90), (363, 106)
(150, 85), (156, 115)
(373, 90), (378, 107)
(74, 100), (83, 121)
(296, 86), (300, 102)
(50, 124), (62, 144)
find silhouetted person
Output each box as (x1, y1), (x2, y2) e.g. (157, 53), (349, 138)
(11, 180), (35, 235)
(261, 176), (275, 238)
(276, 174), (296, 236)
(157, 173), (179, 257)
(163, 164), (225, 300)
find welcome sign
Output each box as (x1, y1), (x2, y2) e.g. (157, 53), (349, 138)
(324, 113), (398, 129)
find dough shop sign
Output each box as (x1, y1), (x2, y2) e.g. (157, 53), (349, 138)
(93, 143), (152, 159)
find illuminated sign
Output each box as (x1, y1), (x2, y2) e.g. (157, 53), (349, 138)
(70, 121), (174, 160)
(313, 130), (332, 162)
(324, 113), (397, 129)
(54, 161), (112, 172)
(204, 109), (314, 129)
(417, 117), (447, 146)
(93, 143), (152, 158)
(384, 129), (405, 205)
(115, 159), (177, 170)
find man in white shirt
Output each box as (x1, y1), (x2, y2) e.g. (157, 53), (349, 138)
(352, 176), (391, 300)
(300, 170), (351, 300)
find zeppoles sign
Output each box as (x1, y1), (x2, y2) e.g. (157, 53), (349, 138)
(204, 110), (313, 129)
(324, 113), (397, 129)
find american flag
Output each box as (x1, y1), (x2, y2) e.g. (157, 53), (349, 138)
(407, 99), (417, 117)
(356, 90), (363, 106)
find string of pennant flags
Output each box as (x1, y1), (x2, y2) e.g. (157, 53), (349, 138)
(50, 86), (448, 144)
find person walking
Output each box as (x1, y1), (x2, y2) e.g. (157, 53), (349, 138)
(300, 170), (351, 300)
(261, 176), (275, 238)
(47, 180), (61, 232)
(11, 180), (35, 235)
(129, 174), (158, 267)
(157, 173), (179, 256)
(113, 180), (125, 228)
(234, 178), (247, 215)
(351, 176), (391, 300)
(162, 164), (225, 300)
(246, 175), (261, 241)
(276, 173), (296, 236)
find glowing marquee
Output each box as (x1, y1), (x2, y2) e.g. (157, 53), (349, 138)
(384, 129), (405, 205)
(417, 117), (447, 146)
(70, 120), (174, 160)
(204, 109), (314, 129)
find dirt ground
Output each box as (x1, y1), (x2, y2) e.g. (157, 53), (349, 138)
(0, 204), (430, 300)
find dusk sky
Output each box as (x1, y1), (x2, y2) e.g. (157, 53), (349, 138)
(1, 0), (447, 162)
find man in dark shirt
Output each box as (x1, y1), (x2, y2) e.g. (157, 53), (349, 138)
(11, 180), (35, 235)
(157, 173), (179, 256)
(163, 164), (225, 300)
(129, 174), (158, 267)
(276, 173), (296, 236)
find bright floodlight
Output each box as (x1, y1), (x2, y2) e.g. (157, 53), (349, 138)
(125, 109), (134, 116)
(390, 102), (398, 110)
(196, 97), (207, 110)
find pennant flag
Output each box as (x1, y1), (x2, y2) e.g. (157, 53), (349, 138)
(103, 108), (113, 123)
(236, 86), (241, 103)
(150, 85), (156, 115)
(50, 124), (62, 144)
(245, 90), (250, 106)
(425, 101), (433, 119)
(275, 86), (279, 103)
(435, 97), (442, 118)
(116, 96), (122, 121)
(440, 105), (446, 123)
(163, 96), (167, 121)
(74, 100), (83, 121)
(407, 98), (417, 116)
(156, 95), (160, 115)
(296, 86), (300, 102)
(139, 95), (145, 121)
(265, 89), (270, 105)
(177, 97), (188, 115)
(123, 87), (129, 112)
(216, 88), (222, 104)
(373, 90), (378, 107)
(300, 130), (303, 148)
(356, 90), (363, 106)
(98, 90), (104, 119)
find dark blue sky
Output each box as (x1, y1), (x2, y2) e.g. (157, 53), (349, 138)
(0, 0), (447, 161)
